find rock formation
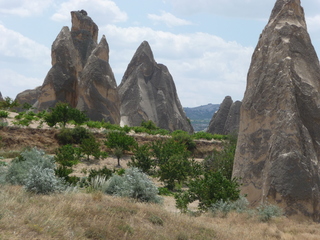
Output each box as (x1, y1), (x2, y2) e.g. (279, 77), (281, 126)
(224, 100), (241, 135)
(33, 10), (120, 123)
(207, 96), (241, 135)
(14, 87), (41, 111)
(233, 0), (320, 221)
(118, 41), (193, 133)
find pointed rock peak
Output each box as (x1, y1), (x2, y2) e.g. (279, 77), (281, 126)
(132, 41), (155, 64)
(71, 10), (98, 42)
(92, 35), (110, 62)
(268, 0), (306, 28)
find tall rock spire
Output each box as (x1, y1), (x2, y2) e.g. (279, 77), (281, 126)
(233, 0), (320, 221)
(118, 41), (193, 133)
(34, 10), (120, 123)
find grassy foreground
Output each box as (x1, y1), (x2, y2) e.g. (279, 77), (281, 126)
(1, 185), (320, 240)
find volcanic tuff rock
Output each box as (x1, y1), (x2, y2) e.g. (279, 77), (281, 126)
(207, 96), (241, 135)
(33, 10), (120, 123)
(15, 87), (41, 112)
(118, 41), (193, 133)
(233, 0), (320, 221)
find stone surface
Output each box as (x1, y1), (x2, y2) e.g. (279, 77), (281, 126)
(233, 0), (320, 221)
(15, 86), (41, 112)
(33, 10), (120, 123)
(224, 100), (241, 135)
(207, 96), (233, 135)
(118, 41), (193, 133)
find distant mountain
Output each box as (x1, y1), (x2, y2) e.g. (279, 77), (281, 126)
(183, 104), (220, 132)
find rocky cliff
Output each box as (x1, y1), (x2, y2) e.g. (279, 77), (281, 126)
(33, 10), (120, 123)
(233, 0), (320, 221)
(118, 41), (193, 133)
(207, 96), (241, 135)
(14, 87), (41, 112)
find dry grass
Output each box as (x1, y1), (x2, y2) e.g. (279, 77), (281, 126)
(0, 185), (320, 240)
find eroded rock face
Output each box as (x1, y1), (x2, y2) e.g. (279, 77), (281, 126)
(15, 86), (41, 112)
(118, 41), (193, 133)
(207, 96), (233, 134)
(34, 10), (120, 123)
(224, 100), (241, 135)
(233, 0), (320, 221)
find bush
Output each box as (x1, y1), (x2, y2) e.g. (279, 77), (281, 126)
(175, 171), (240, 212)
(257, 203), (283, 222)
(171, 130), (196, 152)
(104, 168), (162, 203)
(129, 144), (155, 174)
(210, 196), (249, 217)
(5, 148), (55, 185)
(80, 137), (103, 160)
(0, 110), (9, 118)
(56, 126), (91, 145)
(87, 166), (114, 183)
(141, 120), (158, 130)
(192, 132), (215, 140)
(55, 144), (80, 167)
(24, 166), (64, 194)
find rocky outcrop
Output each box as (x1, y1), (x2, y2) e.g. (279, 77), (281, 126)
(233, 0), (320, 221)
(207, 96), (241, 135)
(118, 41), (193, 133)
(15, 86), (41, 112)
(33, 10), (120, 123)
(224, 100), (241, 135)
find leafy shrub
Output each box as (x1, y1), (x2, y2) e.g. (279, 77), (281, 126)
(192, 132), (215, 140)
(175, 171), (240, 212)
(158, 187), (173, 196)
(24, 166), (64, 194)
(129, 144), (155, 174)
(87, 166), (114, 182)
(55, 144), (80, 167)
(104, 168), (162, 203)
(0, 110), (8, 118)
(171, 130), (196, 152)
(44, 102), (88, 128)
(203, 135), (237, 180)
(86, 121), (103, 129)
(257, 203), (283, 222)
(141, 120), (158, 130)
(56, 126), (91, 145)
(80, 137), (103, 160)
(5, 148), (55, 185)
(0, 122), (8, 127)
(0, 97), (19, 110)
(210, 196), (249, 217)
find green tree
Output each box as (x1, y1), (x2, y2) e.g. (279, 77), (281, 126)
(0, 97), (19, 110)
(175, 171), (240, 212)
(141, 120), (158, 130)
(129, 143), (155, 174)
(105, 131), (136, 167)
(80, 137), (103, 160)
(44, 102), (88, 128)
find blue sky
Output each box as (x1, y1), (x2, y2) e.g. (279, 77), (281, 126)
(1, 0), (320, 107)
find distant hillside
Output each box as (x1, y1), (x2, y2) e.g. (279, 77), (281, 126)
(184, 103), (220, 132)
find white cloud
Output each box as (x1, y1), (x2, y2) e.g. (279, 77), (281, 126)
(0, 24), (50, 63)
(0, 0), (53, 17)
(0, 69), (43, 99)
(51, 0), (127, 25)
(148, 11), (193, 27)
(102, 25), (252, 106)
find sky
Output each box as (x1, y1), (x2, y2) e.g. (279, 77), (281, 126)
(0, 0), (320, 107)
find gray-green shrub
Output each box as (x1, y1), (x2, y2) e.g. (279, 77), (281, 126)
(5, 148), (55, 185)
(257, 203), (283, 222)
(210, 196), (249, 217)
(104, 168), (162, 203)
(24, 166), (65, 194)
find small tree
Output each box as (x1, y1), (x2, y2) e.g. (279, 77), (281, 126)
(105, 131), (136, 167)
(0, 97), (19, 110)
(80, 137), (103, 160)
(44, 102), (88, 128)
(129, 143), (155, 174)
